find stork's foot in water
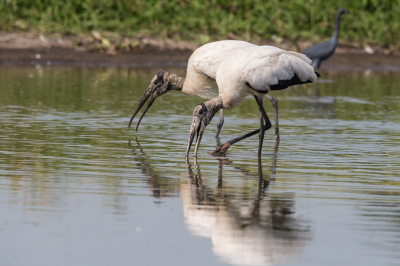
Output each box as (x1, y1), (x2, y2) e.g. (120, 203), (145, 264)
(210, 142), (231, 156)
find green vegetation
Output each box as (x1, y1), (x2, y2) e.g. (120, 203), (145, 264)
(0, 0), (399, 47)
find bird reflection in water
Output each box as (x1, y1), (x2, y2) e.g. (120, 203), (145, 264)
(183, 161), (311, 265)
(129, 138), (180, 199)
(128, 139), (312, 266)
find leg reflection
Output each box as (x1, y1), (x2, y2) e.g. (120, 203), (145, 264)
(182, 148), (311, 266)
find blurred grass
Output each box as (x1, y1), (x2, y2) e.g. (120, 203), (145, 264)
(0, 0), (399, 46)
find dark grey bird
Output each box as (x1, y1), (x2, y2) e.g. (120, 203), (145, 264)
(302, 8), (349, 68)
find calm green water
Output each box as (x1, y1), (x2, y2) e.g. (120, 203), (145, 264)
(0, 66), (399, 266)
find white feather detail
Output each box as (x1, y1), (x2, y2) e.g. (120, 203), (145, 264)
(181, 40), (256, 99)
(215, 45), (318, 108)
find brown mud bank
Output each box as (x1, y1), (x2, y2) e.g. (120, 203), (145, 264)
(1, 32), (399, 71)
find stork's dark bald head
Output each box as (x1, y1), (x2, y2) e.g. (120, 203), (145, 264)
(151, 70), (166, 86)
(157, 70), (166, 80)
(128, 70), (169, 130)
(129, 70), (184, 131)
(194, 103), (208, 116)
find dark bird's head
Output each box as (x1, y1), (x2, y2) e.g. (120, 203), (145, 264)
(129, 70), (182, 131)
(186, 98), (223, 160)
(338, 7), (350, 16)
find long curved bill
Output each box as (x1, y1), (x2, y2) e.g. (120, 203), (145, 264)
(128, 86), (157, 130)
(194, 123), (205, 158)
(135, 93), (158, 132)
(185, 117), (206, 160)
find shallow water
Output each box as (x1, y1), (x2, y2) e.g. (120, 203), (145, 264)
(1, 66), (400, 266)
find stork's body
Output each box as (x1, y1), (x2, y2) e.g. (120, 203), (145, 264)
(186, 46), (320, 159)
(216, 46), (316, 108)
(129, 40), (280, 139)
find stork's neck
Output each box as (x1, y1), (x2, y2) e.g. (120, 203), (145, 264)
(205, 96), (224, 116)
(333, 11), (343, 41)
(167, 74), (185, 91)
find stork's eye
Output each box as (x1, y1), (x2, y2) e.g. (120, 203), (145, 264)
(199, 109), (203, 115)
(154, 80), (159, 85)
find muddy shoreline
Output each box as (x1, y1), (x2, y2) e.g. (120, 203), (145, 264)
(1, 32), (399, 71)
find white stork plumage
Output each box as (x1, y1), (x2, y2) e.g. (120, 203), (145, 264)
(186, 45), (320, 159)
(128, 40), (281, 139)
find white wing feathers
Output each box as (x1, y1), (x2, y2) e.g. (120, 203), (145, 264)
(242, 48), (317, 92)
(215, 46), (318, 108)
(192, 41), (256, 79)
(183, 41), (256, 99)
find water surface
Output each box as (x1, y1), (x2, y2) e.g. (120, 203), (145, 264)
(0, 66), (399, 266)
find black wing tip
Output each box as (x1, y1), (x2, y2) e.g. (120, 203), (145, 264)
(248, 71), (321, 92)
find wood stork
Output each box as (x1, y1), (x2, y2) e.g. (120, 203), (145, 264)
(302, 8), (349, 68)
(186, 45), (320, 160)
(128, 40), (281, 140)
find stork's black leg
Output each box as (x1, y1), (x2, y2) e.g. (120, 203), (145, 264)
(265, 94), (279, 142)
(256, 96), (272, 130)
(215, 109), (224, 138)
(257, 97), (265, 157)
(210, 96), (272, 155)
